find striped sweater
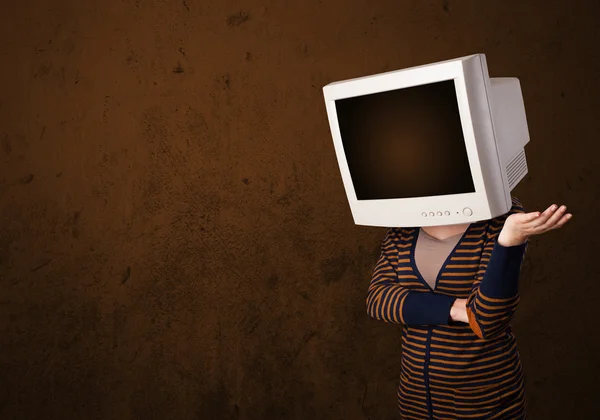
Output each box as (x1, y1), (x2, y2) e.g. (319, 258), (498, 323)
(367, 196), (529, 419)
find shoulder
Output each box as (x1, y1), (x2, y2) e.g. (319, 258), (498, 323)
(384, 227), (402, 242)
(387, 226), (419, 238)
(382, 227), (414, 246)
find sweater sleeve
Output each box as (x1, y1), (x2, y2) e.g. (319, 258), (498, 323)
(366, 228), (457, 326)
(466, 197), (530, 339)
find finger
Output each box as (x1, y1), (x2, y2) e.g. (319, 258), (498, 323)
(520, 211), (543, 223)
(544, 212), (573, 232)
(536, 205), (567, 230)
(527, 204), (561, 229)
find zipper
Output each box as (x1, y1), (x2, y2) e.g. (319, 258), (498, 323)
(425, 328), (433, 419)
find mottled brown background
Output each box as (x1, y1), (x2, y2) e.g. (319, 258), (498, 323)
(1, 0), (599, 419)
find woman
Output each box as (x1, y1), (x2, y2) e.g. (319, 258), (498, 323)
(367, 197), (572, 419)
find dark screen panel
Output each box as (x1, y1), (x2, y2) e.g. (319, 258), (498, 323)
(334, 80), (475, 200)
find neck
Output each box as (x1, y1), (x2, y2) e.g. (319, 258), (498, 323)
(421, 223), (470, 241)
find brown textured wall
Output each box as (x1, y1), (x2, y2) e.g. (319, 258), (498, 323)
(1, 0), (599, 419)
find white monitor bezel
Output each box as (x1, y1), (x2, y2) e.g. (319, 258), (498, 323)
(323, 54), (506, 227)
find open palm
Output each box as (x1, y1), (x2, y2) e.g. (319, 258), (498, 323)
(506, 203), (572, 238)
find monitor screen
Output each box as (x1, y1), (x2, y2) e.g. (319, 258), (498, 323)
(334, 79), (475, 201)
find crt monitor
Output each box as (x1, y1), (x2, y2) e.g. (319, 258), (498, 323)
(322, 53), (530, 227)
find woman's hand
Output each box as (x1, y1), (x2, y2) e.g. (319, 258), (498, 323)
(450, 298), (468, 323)
(497, 203), (573, 247)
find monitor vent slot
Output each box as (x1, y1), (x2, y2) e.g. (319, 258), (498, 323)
(506, 149), (528, 190)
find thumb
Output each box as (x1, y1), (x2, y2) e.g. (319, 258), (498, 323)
(523, 211), (541, 221)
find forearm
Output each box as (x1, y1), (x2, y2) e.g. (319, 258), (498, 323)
(478, 240), (527, 299)
(467, 239), (528, 339)
(366, 284), (457, 326)
(400, 291), (457, 325)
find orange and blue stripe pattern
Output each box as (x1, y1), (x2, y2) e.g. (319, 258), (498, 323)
(367, 196), (529, 419)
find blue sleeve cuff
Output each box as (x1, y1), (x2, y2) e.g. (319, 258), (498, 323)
(479, 240), (527, 299)
(402, 292), (457, 325)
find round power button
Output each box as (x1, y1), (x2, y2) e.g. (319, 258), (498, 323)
(463, 207), (473, 216)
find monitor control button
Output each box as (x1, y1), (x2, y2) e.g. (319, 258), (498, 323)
(463, 207), (473, 216)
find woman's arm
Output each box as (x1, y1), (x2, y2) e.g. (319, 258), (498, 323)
(366, 228), (459, 326)
(466, 198), (529, 339)
(466, 197), (572, 339)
